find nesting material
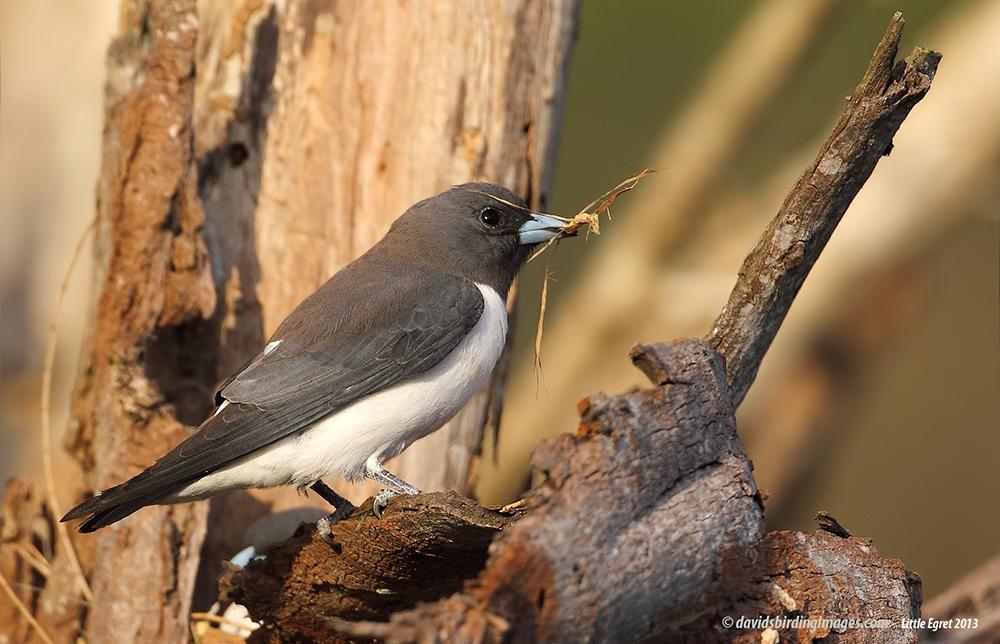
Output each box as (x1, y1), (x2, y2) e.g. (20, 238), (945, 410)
(529, 169), (653, 376)
(527, 168), (653, 262)
(535, 268), (552, 374)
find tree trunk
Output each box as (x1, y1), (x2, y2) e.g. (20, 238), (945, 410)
(0, 0), (578, 641)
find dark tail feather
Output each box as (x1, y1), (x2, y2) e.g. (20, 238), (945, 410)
(61, 490), (113, 522)
(77, 500), (148, 533)
(62, 485), (158, 532)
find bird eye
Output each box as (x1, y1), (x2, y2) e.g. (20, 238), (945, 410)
(480, 207), (500, 227)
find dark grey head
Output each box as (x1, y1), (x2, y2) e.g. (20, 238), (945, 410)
(374, 183), (563, 295)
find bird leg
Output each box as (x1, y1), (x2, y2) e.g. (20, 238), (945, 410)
(364, 457), (421, 518)
(310, 480), (357, 544)
(310, 480), (354, 508)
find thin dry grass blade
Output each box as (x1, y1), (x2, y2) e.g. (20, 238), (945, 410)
(528, 171), (652, 376)
(534, 269), (551, 375)
(528, 169), (653, 261)
(41, 216), (96, 602)
(0, 571), (55, 644)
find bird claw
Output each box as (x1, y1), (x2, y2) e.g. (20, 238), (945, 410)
(373, 489), (399, 519)
(316, 501), (357, 545)
(364, 460), (420, 518)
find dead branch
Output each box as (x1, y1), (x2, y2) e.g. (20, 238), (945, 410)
(224, 13), (940, 643)
(239, 339), (764, 642)
(731, 0), (1000, 515)
(706, 13), (941, 405)
(1, 0), (579, 641)
(923, 553), (1000, 642)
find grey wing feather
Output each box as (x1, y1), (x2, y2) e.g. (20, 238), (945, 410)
(62, 268), (484, 528)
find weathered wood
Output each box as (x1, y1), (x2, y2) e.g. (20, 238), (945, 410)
(232, 340), (767, 642)
(226, 492), (516, 642)
(55, 1), (213, 642)
(1, 7), (942, 644)
(193, 0), (578, 499)
(672, 529), (923, 643)
(467, 340), (763, 641)
(488, 0), (841, 504)
(334, 351), (922, 644)
(706, 12), (941, 406)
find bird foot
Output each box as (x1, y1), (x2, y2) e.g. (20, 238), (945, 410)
(315, 501), (357, 545)
(373, 488), (408, 519)
(364, 458), (420, 518)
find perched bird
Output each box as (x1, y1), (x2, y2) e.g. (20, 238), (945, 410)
(62, 183), (564, 532)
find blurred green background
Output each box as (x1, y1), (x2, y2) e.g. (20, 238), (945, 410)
(2, 0), (997, 601)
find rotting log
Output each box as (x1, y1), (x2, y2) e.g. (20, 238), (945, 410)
(226, 13), (940, 643)
(225, 493), (515, 640)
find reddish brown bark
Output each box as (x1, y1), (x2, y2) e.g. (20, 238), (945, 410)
(224, 493), (516, 641)
(50, 1), (214, 641)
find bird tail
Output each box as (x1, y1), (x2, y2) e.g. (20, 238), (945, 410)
(61, 483), (164, 533)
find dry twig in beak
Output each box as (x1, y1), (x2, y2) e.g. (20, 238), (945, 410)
(531, 169), (653, 374)
(528, 168), (653, 262)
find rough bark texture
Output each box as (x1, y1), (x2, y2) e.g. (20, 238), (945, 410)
(222, 14), (939, 643)
(371, 528), (923, 644)
(676, 529), (924, 643)
(225, 492), (516, 642)
(0, 0), (578, 641)
(192, 0), (578, 500)
(0, 8), (945, 644)
(706, 13), (941, 406)
(58, 2), (213, 642)
(487, 0), (842, 504)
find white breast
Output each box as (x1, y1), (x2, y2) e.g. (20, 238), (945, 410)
(173, 283), (508, 499)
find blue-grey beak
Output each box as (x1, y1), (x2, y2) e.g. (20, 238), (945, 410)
(518, 213), (565, 245)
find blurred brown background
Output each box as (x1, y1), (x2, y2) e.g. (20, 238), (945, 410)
(2, 0), (997, 601)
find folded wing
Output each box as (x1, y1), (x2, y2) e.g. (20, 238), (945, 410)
(62, 266), (484, 531)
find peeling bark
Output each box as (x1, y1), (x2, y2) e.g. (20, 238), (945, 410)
(58, 1), (213, 641)
(0, 7), (944, 644)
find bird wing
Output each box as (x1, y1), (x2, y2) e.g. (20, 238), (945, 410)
(64, 267), (484, 524)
